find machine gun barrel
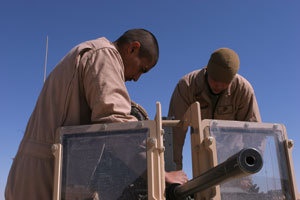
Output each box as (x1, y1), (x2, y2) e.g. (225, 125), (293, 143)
(166, 148), (263, 200)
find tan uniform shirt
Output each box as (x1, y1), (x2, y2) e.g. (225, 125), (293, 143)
(168, 68), (261, 170)
(5, 37), (137, 200)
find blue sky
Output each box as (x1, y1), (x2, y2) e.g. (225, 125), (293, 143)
(1, 1), (299, 199)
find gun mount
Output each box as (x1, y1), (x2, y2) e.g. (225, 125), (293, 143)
(166, 148), (263, 200)
(52, 102), (300, 200)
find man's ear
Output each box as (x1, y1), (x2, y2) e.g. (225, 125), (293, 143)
(129, 41), (141, 54)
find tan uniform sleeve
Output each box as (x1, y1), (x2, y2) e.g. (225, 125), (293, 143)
(168, 78), (193, 170)
(82, 48), (137, 123)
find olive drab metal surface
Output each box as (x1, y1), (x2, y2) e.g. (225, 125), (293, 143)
(52, 102), (300, 200)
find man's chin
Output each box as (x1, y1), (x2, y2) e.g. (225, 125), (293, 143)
(212, 90), (222, 95)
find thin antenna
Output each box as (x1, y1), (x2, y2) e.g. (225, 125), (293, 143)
(43, 36), (48, 83)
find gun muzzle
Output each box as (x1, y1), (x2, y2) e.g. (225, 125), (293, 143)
(166, 148), (263, 200)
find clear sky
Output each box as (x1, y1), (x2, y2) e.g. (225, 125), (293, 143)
(1, 1), (299, 199)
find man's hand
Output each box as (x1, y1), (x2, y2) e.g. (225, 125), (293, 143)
(165, 170), (188, 184)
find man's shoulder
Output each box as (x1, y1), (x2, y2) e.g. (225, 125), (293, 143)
(68, 37), (118, 61)
(79, 37), (114, 49)
(182, 68), (205, 80)
(231, 74), (255, 92)
(176, 68), (206, 93)
(235, 74), (252, 85)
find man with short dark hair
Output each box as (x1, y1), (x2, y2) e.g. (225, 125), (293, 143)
(6, 28), (183, 200)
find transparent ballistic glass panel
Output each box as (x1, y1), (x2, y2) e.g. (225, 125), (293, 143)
(60, 128), (148, 200)
(209, 121), (292, 200)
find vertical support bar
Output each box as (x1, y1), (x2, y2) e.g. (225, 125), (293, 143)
(155, 102), (166, 199)
(284, 138), (300, 200)
(276, 124), (300, 200)
(184, 102), (220, 200)
(155, 101), (166, 200)
(52, 144), (62, 200)
(148, 102), (165, 200)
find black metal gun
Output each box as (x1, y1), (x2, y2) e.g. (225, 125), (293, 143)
(166, 148), (263, 200)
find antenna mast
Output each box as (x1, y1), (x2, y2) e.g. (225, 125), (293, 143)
(43, 36), (48, 83)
